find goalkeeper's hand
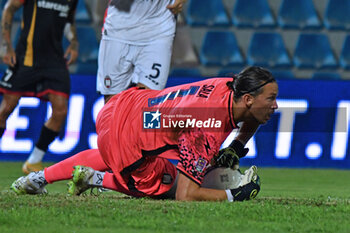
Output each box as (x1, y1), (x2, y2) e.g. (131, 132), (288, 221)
(229, 178), (261, 201)
(212, 140), (249, 169)
(212, 147), (240, 169)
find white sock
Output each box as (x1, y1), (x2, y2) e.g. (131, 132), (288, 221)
(225, 189), (234, 202)
(89, 171), (105, 187)
(27, 170), (48, 189)
(27, 147), (45, 164)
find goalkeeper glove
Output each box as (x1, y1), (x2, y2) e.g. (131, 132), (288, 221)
(213, 147), (240, 169)
(226, 166), (261, 202)
(212, 140), (249, 168)
(229, 139), (249, 158)
(229, 178), (260, 201)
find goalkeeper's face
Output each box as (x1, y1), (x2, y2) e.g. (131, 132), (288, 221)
(249, 82), (278, 124)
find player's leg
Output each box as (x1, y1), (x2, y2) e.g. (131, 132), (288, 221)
(11, 149), (110, 194)
(67, 93), (138, 195)
(0, 93), (21, 136)
(69, 125), (177, 197)
(68, 165), (134, 196)
(96, 39), (134, 103)
(45, 93), (68, 131)
(129, 156), (178, 198)
(133, 37), (173, 90)
(0, 65), (32, 137)
(69, 156), (178, 198)
(45, 149), (110, 183)
(67, 122), (132, 195)
(22, 94), (68, 174)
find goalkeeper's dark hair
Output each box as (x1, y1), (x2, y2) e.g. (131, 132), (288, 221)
(226, 66), (276, 101)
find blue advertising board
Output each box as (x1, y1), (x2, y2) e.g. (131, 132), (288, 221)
(0, 75), (349, 169)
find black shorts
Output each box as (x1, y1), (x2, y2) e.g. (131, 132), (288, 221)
(0, 64), (70, 100)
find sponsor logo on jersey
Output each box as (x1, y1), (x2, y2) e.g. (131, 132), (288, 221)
(195, 158), (208, 173)
(37, 1), (70, 17)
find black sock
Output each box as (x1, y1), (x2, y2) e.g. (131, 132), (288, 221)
(0, 127), (5, 138)
(35, 126), (60, 151)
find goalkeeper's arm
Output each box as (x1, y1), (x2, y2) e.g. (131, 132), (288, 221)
(63, 23), (79, 65)
(234, 120), (260, 146)
(176, 172), (260, 202)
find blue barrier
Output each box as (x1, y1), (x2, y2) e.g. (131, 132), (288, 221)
(0, 75), (349, 169)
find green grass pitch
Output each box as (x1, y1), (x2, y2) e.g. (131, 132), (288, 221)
(0, 162), (349, 233)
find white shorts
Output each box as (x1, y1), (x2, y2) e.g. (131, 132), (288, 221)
(96, 38), (173, 95)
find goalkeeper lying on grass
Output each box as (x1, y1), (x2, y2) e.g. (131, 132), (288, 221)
(11, 66), (278, 202)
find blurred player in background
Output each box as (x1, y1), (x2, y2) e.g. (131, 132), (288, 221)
(97, 0), (187, 103)
(11, 66), (278, 202)
(0, 0), (79, 173)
